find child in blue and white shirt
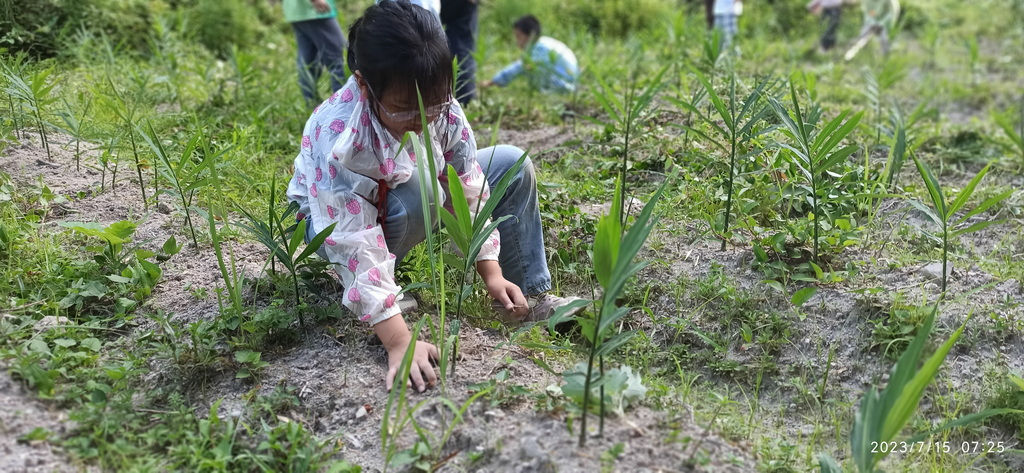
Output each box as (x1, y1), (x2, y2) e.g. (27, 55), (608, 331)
(482, 15), (578, 94)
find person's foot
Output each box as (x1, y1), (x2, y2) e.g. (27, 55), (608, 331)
(493, 294), (587, 323)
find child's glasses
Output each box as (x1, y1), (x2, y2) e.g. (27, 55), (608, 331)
(367, 85), (453, 124)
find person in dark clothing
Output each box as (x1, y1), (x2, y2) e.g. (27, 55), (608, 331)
(441, 0), (479, 105)
(808, 0), (844, 52)
(284, 0), (348, 107)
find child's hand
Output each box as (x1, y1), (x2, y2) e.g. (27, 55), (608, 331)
(477, 260), (528, 319)
(484, 277), (529, 319)
(374, 315), (439, 392)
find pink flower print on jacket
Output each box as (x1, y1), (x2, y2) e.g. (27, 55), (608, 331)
(345, 198), (361, 215)
(297, 173), (306, 185)
(360, 313), (371, 322)
(328, 164), (338, 179)
(461, 128), (470, 142)
(490, 237), (499, 248)
(326, 205), (338, 219)
(315, 124), (322, 141)
(379, 158), (396, 176)
(325, 236), (337, 246)
(310, 183), (318, 198)
(443, 150), (453, 162)
(408, 149), (417, 163)
(302, 135), (312, 149)
(347, 256), (359, 273)
(296, 212), (305, 222)
(384, 293), (396, 309)
(368, 267), (381, 286)
(329, 119), (345, 134)
(341, 88), (354, 103)
(376, 234), (386, 249)
(353, 141), (364, 152)
(448, 113), (458, 125)
(315, 167), (323, 182)
(348, 288), (361, 302)
(360, 111), (371, 127)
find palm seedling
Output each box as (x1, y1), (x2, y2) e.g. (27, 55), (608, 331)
(138, 123), (221, 248)
(1, 52), (29, 140)
(670, 70), (775, 250)
(992, 100), (1024, 165)
(769, 82), (862, 264)
(57, 94), (93, 173)
(860, 61), (906, 150)
(550, 177), (666, 446)
(235, 177), (336, 328)
(818, 305), (1019, 472)
(589, 65), (667, 225)
(2, 61), (58, 159)
(104, 76), (149, 210)
(437, 157), (525, 377)
(909, 158), (1010, 294)
(880, 102), (935, 191)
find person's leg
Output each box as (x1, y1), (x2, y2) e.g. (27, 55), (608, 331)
(305, 17), (348, 94)
(440, 0), (478, 105)
(380, 170), (439, 264)
(879, 26), (891, 55)
(292, 21), (323, 106)
(476, 145), (551, 296)
(821, 7), (841, 50)
(713, 14), (735, 50)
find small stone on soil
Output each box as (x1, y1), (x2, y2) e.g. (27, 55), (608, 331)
(918, 262), (953, 281)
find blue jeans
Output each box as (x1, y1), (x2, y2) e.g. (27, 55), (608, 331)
(291, 17), (347, 107)
(307, 145), (552, 296)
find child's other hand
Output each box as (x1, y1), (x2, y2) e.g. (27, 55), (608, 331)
(375, 316), (439, 392)
(485, 277), (529, 319)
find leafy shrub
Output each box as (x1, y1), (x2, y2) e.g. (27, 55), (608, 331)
(563, 0), (673, 37)
(0, 0), (153, 58)
(184, 0), (266, 58)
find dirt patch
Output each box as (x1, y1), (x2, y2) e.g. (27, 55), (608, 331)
(2, 131), (757, 472)
(497, 125), (583, 163)
(0, 368), (93, 473)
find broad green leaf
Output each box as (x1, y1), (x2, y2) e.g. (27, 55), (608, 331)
(296, 222), (337, 264)
(905, 408), (1024, 444)
(791, 286), (817, 306)
(881, 311), (968, 442)
(594, 179), (623, 289)
(956, 189), (1012, 225)
(946, 163), (990, 218)
(288, 218), (306, 257)
(444, 164), (474, 240)
(950, 218), (1005, 238)
(912, 155), (947, 218)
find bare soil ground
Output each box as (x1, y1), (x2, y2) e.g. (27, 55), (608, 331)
(1, 133), (757, 472)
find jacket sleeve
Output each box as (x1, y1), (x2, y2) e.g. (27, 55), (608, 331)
(436, 103), (501, 262)
(301, 144), (403, 327)
(492, 60), (524, 87)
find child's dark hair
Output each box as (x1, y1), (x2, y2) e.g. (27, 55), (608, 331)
(513, 14), (541, 37)
(347, 2), (453, 106)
